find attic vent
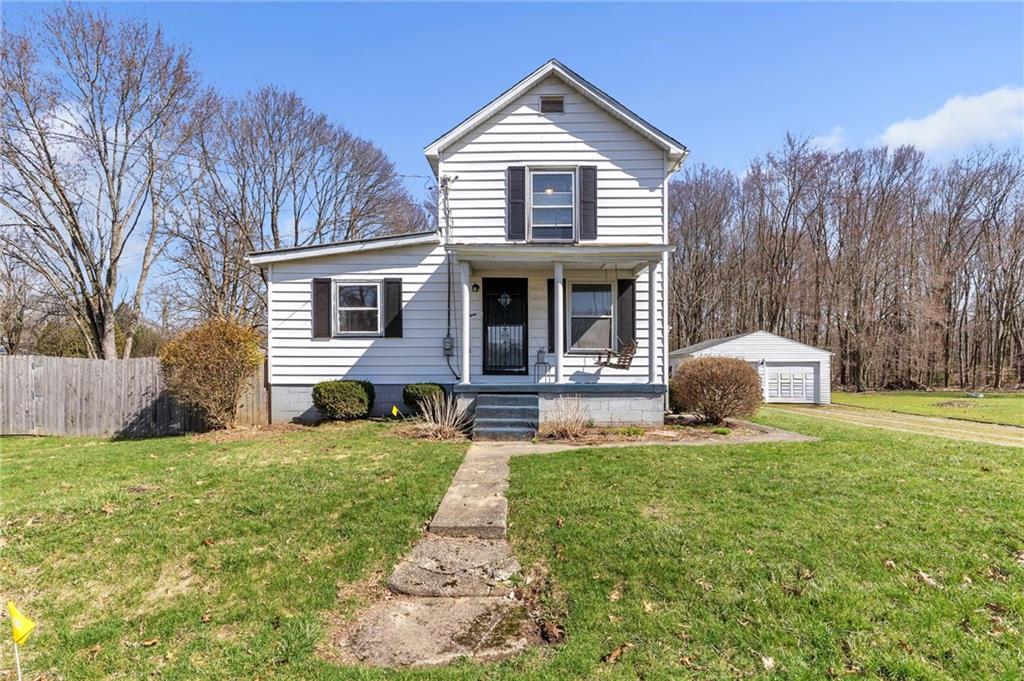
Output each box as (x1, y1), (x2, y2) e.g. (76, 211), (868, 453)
(540, 95), (564, 114)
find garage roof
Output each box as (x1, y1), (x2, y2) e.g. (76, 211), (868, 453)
(670, 331), (831, 358)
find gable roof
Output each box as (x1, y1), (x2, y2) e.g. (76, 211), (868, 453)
(246, 230), (440, 266)
(423, 59), (688, 175)
(670, 331), (832, 357)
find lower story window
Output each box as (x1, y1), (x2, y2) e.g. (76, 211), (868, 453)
(336, 282), (380, 335)
(569, 282), (612, 350)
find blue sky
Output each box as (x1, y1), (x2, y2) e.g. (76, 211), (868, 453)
(5, 1), (1023, 198)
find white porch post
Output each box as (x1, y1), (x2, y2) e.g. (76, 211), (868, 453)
(554, 262), (565, 383)
(459, 260), (471, 385)
(648, 262), (657, 384)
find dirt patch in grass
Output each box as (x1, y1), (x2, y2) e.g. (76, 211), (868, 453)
(142, 557), (197, 609)
(188, 423), (314, 444)
(533, 416), (774, 446)
(935, 400), (976, 409)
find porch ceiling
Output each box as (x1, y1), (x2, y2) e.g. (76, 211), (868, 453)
(448, 242), (670, 271)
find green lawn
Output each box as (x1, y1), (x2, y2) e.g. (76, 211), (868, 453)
(833, 390), (1024, 427)
(0, 423), (466, 680)
(2, 415), (1023, 679)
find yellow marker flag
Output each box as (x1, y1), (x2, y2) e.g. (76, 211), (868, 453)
(8, 602), (35, 645)
(391, 405), (399, 417)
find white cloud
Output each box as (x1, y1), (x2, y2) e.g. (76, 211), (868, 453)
(877, 86), (1024, 152)
(810, 126), (846, 151)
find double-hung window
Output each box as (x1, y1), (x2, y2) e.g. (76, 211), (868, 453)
(569, 283), (613, 351)
(531, 170), (574, 241)
(335, 282), (380, 335)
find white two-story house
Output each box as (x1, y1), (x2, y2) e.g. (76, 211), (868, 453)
(249, 60), (687, 437)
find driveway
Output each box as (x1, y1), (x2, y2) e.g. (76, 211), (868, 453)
(767, 404), (1024, 448)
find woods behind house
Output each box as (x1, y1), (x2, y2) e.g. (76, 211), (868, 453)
(670, 140), (1024, 390)
(2, 5), (1022, 390)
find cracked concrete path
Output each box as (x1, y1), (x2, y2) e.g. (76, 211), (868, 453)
(767, 404), (1024, 448)
(336, 443), (535, 667)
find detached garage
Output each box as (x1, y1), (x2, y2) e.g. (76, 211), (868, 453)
(669, 331), (832, 404)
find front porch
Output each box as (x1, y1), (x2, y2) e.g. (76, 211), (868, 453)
(447, 242), (670, 431)
(449, 242), (670, 390)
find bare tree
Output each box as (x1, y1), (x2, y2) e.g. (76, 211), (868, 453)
(669, 139), (1024, 391)
(0, 5), (196, 358)
(0, 254), (39, 354)
(162, 87), (429, 324)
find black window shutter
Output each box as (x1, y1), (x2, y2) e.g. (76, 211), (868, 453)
(616, 279), (636, 350)
(383, 278), (403, 337)
(547, 279), (568, 352)
(579, 166), (598, 240)
(507, 166), (526, 240)
(312, 278), (332, 339)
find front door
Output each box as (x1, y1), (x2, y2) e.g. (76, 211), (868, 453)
(482, 278), (528, 375)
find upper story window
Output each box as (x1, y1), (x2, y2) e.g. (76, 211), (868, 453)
(335, 282), (380, 335)
(531, 170), (574, 241)
(539, 95), (565, 114)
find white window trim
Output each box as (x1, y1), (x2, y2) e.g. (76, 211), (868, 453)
(527, 167), (578, 243)
(566, 279), (616, 354)
(332, 279), (382, 337)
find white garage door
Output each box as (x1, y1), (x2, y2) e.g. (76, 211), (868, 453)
(766, 363), (817, 403)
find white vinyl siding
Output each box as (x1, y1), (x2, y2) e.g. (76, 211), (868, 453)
(266, 247), (666, 386)
(267, 243), (457, 385)
(440, 76), (666, 244)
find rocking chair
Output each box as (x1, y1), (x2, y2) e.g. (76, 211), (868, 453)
(595, 340), (637, 370)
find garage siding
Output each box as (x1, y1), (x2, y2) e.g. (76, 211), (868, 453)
(669, 331), (831, 404)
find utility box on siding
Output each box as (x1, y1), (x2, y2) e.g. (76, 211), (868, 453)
(669, 331), (832, 405)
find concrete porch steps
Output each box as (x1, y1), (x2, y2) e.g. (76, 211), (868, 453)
(472, 393), (539, 441)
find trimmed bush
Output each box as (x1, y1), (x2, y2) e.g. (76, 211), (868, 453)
(670, 356), (762, 424)
(159, 318), (263, 429)
(668, 379), (685, 414)
(312, 380), (375, 420)
(402, 383), (445, 415)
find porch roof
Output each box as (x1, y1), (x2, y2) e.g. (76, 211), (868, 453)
(447, 242), (670, 269)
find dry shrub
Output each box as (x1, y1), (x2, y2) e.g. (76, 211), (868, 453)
(670, 356), (762, 424)
(159, 318), (263, 428)
(414, 393), (472, 440)
(539, 396), (591, 440)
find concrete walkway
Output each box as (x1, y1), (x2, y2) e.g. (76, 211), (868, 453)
(336, 443), (535, 666)
(336, 424), (817, 666)
(768, 404), (1024, 448)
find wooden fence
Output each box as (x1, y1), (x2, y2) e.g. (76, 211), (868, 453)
(0, 355), (267, 437)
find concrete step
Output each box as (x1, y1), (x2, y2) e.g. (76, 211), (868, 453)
(475, 393), (538, 408)
(475, 416), (539, 430)
(387, 535), (520, 597)
(475, 404), (539, 420)
(473, 426), (536, 442)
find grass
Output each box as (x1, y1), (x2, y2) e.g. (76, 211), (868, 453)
(833, 390), (1024, 427)
(0, 423), (466, 680)
(507, 411), (1024, 678)
(3, 415), (1023, 679)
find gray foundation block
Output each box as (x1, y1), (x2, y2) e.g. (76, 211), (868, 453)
(270, 383), (451, 423)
